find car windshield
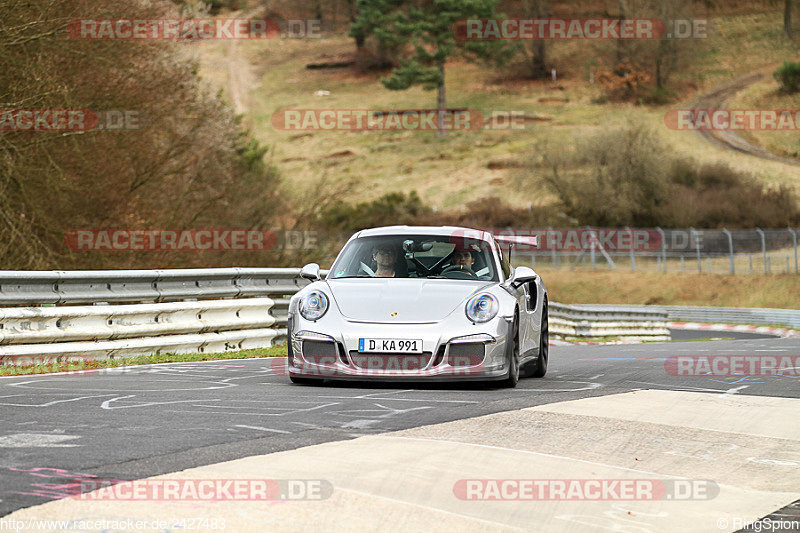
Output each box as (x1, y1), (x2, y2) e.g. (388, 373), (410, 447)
(329, 234), (498, 281)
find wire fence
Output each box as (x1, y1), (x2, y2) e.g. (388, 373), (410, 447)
(503, 228), (800, 275)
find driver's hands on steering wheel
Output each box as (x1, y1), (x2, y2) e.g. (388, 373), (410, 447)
(440, 264), (477, 277)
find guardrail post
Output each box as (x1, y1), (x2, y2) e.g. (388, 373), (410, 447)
(756, 228), (767, 274)
(548, 227), (557, 268)
(690, 227), (701, 273)
(625, 226), (635, 271)
(789, 227), (798, 273)
(722, 228), (734, 275)
(656, 227), (666, 273)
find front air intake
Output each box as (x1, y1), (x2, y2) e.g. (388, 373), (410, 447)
(447, 343), (485, 367)
(302, 340), (338, 365)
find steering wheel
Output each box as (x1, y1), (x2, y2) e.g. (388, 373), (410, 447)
(358, 262), (376, 277)
(440, 264), (478, 278)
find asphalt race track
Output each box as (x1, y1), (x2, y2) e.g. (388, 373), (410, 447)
(669, 328), (781, 341)
(1, 335), (799, 524)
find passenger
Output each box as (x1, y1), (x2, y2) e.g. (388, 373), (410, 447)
(372, 244), (398, 277)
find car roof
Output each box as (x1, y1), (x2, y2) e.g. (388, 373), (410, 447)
(354, 225), (493, 241)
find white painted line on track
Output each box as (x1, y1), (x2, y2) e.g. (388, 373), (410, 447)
(234, 424), (291, 434)
(0, 433), (81, 448)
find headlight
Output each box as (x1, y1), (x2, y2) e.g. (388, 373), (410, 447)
(299, 291), (329, 321)
(465, 293), (498, 323)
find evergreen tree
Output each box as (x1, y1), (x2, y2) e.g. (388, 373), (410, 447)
(352, 0), (512, 135)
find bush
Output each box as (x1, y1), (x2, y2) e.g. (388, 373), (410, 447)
(659, 163), (799, 228)
(643, 86), (676, 105)
(449, 197), (559, 228)
(596, 61), (652, 103)
(315, 193), (560, 234)
(540, 121), (669, 227)
(774, 61), (800, 94)
(539, 121), (800, 228)
(318, 192), (436, 233)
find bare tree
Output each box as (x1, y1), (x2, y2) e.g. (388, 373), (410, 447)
(609, 0), (694, 95)
(0, 0), (281, 269)
(522, 0), (549, 79)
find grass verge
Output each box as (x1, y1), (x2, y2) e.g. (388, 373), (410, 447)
(540, 269), (800, 308)
(0, 346), (287, 377)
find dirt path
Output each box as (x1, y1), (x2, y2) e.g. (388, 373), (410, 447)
(227, 39), (251, 115)
(225, 7), (263, 115)
(690, 69), (800, 166)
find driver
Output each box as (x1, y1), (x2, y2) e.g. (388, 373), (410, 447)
(451, 248), (475, 271)
(372, 243), (398, 277)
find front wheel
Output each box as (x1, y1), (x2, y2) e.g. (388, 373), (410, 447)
(531, 299), (548, 378)
(498, 316), (519, 388)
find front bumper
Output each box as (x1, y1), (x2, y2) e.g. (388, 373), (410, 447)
(288, 313), (513, 381)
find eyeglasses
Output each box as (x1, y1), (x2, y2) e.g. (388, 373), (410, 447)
(376, 249), (396, 255)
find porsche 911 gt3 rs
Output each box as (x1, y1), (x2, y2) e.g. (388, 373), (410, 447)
(287, 226), (548, 387)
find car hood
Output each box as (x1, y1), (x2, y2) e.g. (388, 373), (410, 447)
(325, 278), (493, 323)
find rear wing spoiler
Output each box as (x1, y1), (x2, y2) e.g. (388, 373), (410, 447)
(494, 235), (538, 248)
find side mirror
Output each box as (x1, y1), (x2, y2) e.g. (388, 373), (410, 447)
(504, 266), (537, 289)
(299, 263), (321, 281)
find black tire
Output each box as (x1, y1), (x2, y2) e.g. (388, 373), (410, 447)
(531, 298), (548, 378)
(498, 315), (520, 388)
(290, 376), (323, 385)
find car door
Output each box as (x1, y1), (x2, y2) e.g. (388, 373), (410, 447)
(518, 280), (539, 357)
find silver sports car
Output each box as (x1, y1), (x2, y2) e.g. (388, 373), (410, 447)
(287, 226), (548, 387)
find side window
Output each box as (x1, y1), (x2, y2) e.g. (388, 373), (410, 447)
(526, 281), (537, 311)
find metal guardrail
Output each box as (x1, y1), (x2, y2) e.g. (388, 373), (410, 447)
(607, 305), (800, 330)
(0, 268), (313, 364)
(7, 268), (790, 364)
(549, 303), (670, 341)
(0, 268), (309, 305)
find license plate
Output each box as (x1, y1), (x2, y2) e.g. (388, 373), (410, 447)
(358, 338), (423, 354)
